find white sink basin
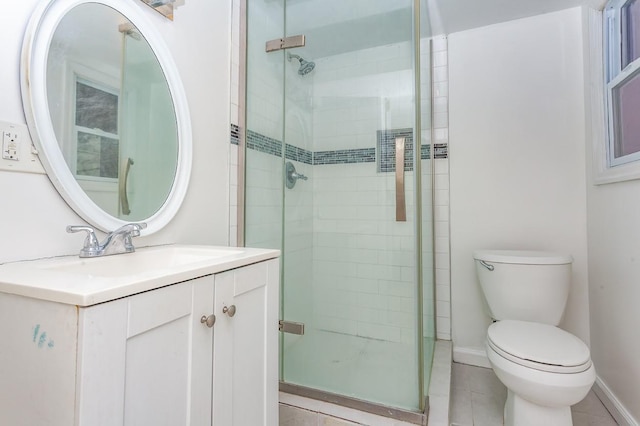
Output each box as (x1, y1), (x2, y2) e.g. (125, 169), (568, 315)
(0, 244), (279, 307)
(41, 246), (243, 278)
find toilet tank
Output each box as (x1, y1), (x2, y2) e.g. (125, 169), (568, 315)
(473, 250), (573, 326)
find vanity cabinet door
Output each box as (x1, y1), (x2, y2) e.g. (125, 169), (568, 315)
(76, 276), (215, 426)
(124, 278), (215, 426)
(212, 259), (279, 426)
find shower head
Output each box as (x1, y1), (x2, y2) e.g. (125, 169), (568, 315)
(119, 23), (142, 41)
(287, 53), (316, 76)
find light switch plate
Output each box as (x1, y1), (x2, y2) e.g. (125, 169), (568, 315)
(0, 121), (45, 174)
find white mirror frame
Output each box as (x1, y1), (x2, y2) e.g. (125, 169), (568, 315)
(21, 0), (192, 235)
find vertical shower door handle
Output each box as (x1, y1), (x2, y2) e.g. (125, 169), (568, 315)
(395, 137), (407, 222)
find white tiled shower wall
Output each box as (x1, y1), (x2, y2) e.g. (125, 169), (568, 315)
(310, 42), (421, 344)
(228, 0), (241, 247)
(229, 0), (451, 341)
(432, 36), (451, 340)
(239, 0), (315, 315)
(311, 164), (420, 343)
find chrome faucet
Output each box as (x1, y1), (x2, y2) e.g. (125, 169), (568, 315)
(67, 223), (147, 258)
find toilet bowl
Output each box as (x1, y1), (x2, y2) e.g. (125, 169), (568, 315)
(486, 320), (595, 426)
(473, 250), (595, 426)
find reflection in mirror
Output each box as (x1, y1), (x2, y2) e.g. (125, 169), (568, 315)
(139, 0), (175, 20)
(46, 3), (178, 221)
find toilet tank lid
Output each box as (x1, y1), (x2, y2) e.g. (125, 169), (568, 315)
(473, 250), (573, 265)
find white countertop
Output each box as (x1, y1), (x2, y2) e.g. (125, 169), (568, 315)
(0, 245), (280, 307)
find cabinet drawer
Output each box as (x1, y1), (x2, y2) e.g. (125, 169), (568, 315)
(233, 261), (268, 296)
(127, 282), (193, 338)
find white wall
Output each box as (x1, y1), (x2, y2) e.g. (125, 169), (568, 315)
(584, 10), (640, 424)
(448, 8), (590, 365)
(586, 179), (640, 423)
(0, 1), (231, 263)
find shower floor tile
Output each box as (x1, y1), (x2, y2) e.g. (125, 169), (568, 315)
(450, 363), (618, 426)
(279, 393), (418, 426)
(282, 329), (432, 412)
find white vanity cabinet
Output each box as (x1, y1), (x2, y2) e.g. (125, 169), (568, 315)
(77, 275), (216, 426)
(0, 253), (279, 426)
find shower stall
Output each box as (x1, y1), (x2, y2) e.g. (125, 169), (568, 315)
(241, 0), (435, 419)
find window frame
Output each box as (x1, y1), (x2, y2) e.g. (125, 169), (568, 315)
(605, 0), (640, 167)
(72, 77), (120, 181)
(63, 60), (121, 183)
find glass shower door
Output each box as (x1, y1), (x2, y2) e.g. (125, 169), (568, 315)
(245, 0), (435, 415)
(120, 30), (177, 220)
(279, 0), (425, 411)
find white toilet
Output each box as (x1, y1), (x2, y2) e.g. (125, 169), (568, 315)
(473, 250), (595, 426)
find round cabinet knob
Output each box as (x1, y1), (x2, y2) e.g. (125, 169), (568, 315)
(222, 305), (237, 317)
(200, 314), (216, 328)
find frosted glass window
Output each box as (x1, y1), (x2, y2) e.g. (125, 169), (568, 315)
(74, 79), (120, 178)
(76, 131), (119, 178)
(622, 0), (640, 68)
(75, 81), (118, 133)
(612, 70), (640, 158)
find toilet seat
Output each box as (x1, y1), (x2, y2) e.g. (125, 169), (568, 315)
(487, 320), (591, 374)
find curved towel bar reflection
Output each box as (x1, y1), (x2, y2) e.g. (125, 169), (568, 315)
(119, 157), (134, 215)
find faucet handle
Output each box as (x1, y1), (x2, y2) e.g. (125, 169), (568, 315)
(130, 222), (147, 237)
(67, 225), (99, 250)
(114, 222), (147, 238)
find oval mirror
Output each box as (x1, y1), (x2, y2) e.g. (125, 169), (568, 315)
(21, 0), (192, 235)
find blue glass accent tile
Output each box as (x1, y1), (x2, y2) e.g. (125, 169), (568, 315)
(313, 148), (376, 165)
(377, 129), (449, 173)
(377, 128), (414, 172)
(420, 143), (448, 160)
(285, 143), (313, 164)
(421, 144), (430, 160)
(434, 143), (448, 159)
(236, 127), (448, 167)
(246, 130), (282, 157)
(230, 123), (240, 146)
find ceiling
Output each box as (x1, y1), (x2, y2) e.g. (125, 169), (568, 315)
(428, 0), (608, 34)
(284, 0), (608, 60)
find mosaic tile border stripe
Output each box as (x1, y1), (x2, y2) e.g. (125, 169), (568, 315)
(433, 143), (448, 159)
(377, 129), (448, 171)
(232, 126), (447, 166)
(314, 148), (376, 165)
(377, 128), (414, 172)
(285, 143), (313, 165)
(246, 129), (282, 157)
(230, 123), (240, 146)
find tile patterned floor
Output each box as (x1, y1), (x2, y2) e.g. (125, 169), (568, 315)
(280, 404), (356, 426)
(280, 361), (619, 425)
(450, 362), (618, 426)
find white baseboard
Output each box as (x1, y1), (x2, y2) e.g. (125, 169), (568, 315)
(593, 376), (638, 426)
(452, 346), (491, 368)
